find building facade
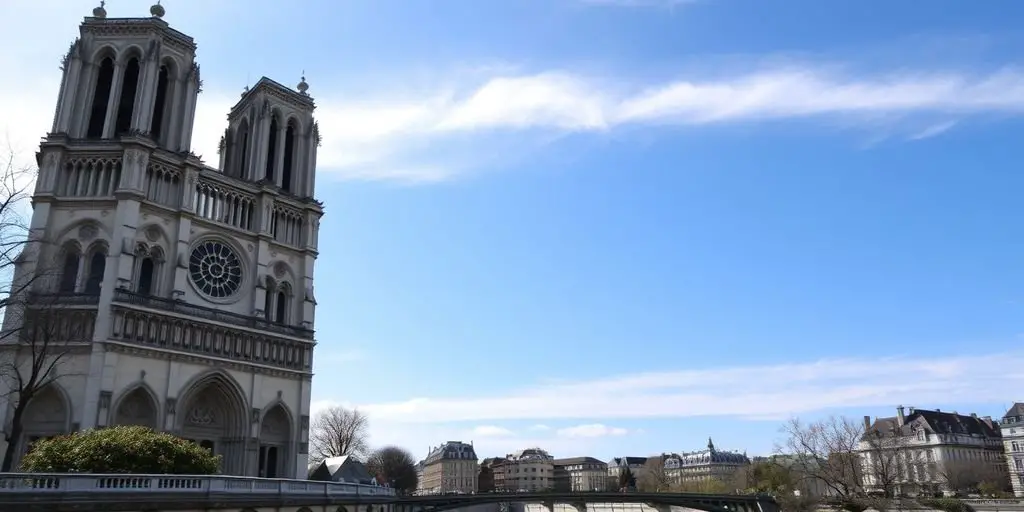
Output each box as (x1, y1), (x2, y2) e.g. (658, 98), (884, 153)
(0, 3), (322, 479)
(860, 406), (1007, 496)
(998, 404), (1024, 497)
(478, 457), (506, 492)
(417, 441), (478, 494)
(504, 448), (555, 491)
(664, 438), (750, 489)
(608, 456), (648, 489)
(552, 456), (608, 492)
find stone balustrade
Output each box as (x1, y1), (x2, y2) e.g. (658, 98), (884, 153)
(0, 472), (395, 497)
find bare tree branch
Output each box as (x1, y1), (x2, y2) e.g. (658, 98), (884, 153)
(775, 416), (866, 501)
(308, 405), (370, 465)
(638, 455), (671, 492)
(0, 148), (90, 471)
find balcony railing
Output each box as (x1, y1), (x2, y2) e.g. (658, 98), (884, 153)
(113, 289), (314, 340)
(0, 473), (395, 497)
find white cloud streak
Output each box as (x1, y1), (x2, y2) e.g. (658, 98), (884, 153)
(4, 23), (1024, 184)
(557, 424), (630, 438)
(354, 352), (1024, 423)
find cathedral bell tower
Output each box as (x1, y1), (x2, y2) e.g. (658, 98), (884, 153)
(0, 2), (322, 479)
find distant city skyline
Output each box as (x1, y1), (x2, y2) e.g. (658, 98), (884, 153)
(4, 0), (1024, 460)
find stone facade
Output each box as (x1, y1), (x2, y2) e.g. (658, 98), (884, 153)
(504, 448), (555, 491)
(0, 3), (322, 479)
(552, 457), (609, 492)
(417, 441), (479, 494)
(662, 438), (750, 488)
(859, 406), (1007, 496)
(999, 404), (1024, 496)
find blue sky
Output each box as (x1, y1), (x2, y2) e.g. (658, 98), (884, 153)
(5, 0), (1024, 461)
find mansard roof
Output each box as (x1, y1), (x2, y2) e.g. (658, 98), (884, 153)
(869, 408), (1001, 439)
(423, 441), (478, 464)
(552, 456), (607, 466)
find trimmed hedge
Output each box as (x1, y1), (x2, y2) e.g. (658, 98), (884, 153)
(21, 425), (220, 474)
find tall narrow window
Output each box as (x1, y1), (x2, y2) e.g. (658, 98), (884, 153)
(137, 258), (155, 296)
(150, 65), (170, 142)
(86, 57), (115, 138)
(114, 58), (141, 135)
(84, 251), (105, 295)
(265, 117), (278, 181)
(223, 128), (234, 177)
(59, 252), (80, 293)
(282, 121), (296, 193)
(275, 290), (287, 324)
(263, 283), (273, 321)
(236, 121), (250, 179)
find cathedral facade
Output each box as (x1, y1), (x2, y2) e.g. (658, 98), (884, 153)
(0, 3), (322, 479)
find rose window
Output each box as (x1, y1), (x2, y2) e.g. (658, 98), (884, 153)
(188, 240), (242, 299)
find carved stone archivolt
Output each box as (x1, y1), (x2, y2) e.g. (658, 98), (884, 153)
(186, 405), (216, 426)
(78, 224), (98, 241)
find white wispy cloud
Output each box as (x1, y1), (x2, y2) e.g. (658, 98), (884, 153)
(4, 4), (1024, 183)
(472, 425), (517, 438)
(557, 424), (630, 438)
(188, 65), (1024, 183)
(354, 352), (1024, 424)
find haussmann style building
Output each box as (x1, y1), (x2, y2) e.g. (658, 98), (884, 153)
(0, 2), (323, 478)
(663, 438), (751, 489)
(417, 441), (479, 495)
(504, 448), (555, 491)
(552, 456), (608, 492)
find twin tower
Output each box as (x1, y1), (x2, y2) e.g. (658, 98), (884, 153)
(0, 3), (324, 478)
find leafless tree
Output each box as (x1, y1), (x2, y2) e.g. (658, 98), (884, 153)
(939, 458), (1011, 496)
(776, 416), (866, 501)
(365, 445), (418, 495)
(860, 424), (910, 498)
(638, 456), (672, 492)
(309, 405), (370, 465)
(0, 149), (85, 472)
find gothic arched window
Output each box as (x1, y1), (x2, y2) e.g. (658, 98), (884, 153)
(275, 289), (288, 324)
(282, 119), (297, 193)
(86, 57), (115, 138)
(150, 64), (171, 143)
(58, 249), (81, 293)
(114, 57), (141, 135)
(83, 248), (106, 295)
(265, 116), (279, 182)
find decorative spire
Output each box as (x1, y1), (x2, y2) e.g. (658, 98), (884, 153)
(93, 1), (107, 18)
(150, 0), (165, 18)
(707, 437), (715, 451)
(297, 71), (309, 96)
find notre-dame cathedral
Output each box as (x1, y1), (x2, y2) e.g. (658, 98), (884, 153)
(0, 2), (322, 478)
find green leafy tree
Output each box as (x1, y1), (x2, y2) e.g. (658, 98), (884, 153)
(365, 445), (418, 495)
(20, 425), (220, 474)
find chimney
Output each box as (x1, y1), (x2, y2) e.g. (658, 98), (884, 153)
(972, 413), (978, 419)
(897, 405), (906, 427)
(864, 415), (872, 430)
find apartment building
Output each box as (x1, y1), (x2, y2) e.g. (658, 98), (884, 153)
(479, 457), (507, 492)
(999, 403), (1024, 496)
(417, 441), (479, 495)
(664, 438), (750, 488)
(860, 406), (1007, 496)
(608, 456), (649, 489)
(504, 448), (555, 491)
(552, 457), (609, 491)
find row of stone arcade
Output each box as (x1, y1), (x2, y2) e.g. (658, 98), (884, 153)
(15, 373), (295, 478)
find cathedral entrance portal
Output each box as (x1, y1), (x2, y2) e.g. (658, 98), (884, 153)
(18, 385), (70, 464)
(258, 404), (291, 478)
(177, 373), (246, 475)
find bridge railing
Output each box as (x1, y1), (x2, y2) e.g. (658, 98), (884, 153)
(0, 473), (397, 497)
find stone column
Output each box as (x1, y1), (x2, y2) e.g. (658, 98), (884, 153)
(55, 57), (83, 134)
(305, 127), (318, 197)
(178, 74), (198, 152)
(164, 78), (183, 151)
(103, 62), (126, 138)
(134, 44), (161, 132)
(274, 125), (287, 188)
